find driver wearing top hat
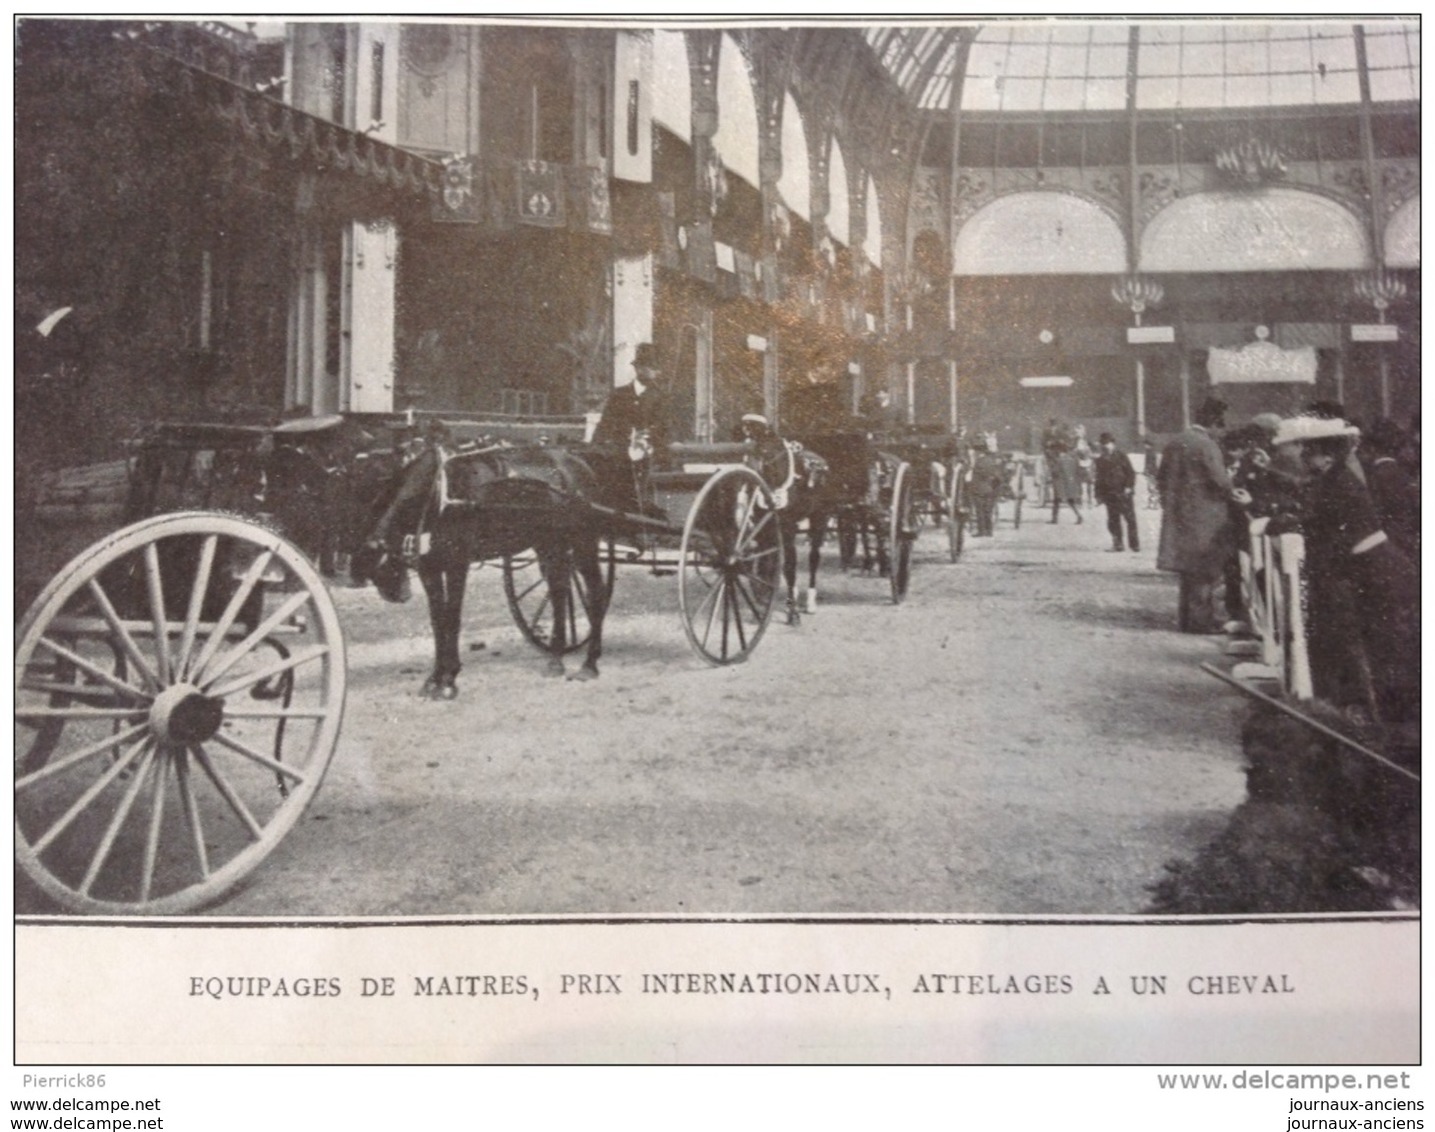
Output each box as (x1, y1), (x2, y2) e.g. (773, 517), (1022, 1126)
(590, 342), (671, 521)
(591, 342), (670, 460)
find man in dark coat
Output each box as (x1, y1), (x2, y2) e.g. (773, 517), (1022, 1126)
(591, 341), (669, 454)
(967, 432), (1006, 537)
(1157, 397), (1234, 633)
(1093, 432), (1139, 551)
(1362, 417), (1419, 561)
(589, 342), (671, 517)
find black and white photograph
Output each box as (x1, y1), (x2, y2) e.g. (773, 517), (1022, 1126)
(11, 14), (1420, 1082)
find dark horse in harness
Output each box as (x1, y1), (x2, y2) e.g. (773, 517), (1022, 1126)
(791, 432), (904, 605)
(743, 427), (897, 621)
(352, 438), (612, 698)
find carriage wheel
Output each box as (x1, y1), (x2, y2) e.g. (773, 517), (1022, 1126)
(888, 462), (917, 604)
(678, 466), (783, 666)
(15, 512), (345, 915)
(947, 462), (967, 563)
(502, 539), (616, 656)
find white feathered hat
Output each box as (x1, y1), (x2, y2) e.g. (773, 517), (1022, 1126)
(1271, 416), (1360, 446)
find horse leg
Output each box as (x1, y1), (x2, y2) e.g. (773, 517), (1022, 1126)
(541, 544), (569, 678)
(568, 536), (608, 681)
(804, 510), (825, 614)
(783, 516), (800, 625)
(418, 554), (465, 699)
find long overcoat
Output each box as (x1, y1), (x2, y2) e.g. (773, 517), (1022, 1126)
(1047, 450), (1080, 502)
(1155, 425), (1233, 577)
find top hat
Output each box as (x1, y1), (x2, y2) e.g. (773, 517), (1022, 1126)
(632, 343), (660, 369)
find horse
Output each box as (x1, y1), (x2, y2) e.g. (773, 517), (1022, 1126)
(747, 427), (897, 619)
(351, 436), (612, 698)
(739, 430), (829, 625)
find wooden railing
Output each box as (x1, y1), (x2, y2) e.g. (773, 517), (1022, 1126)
(1238, 516), (1313, 701)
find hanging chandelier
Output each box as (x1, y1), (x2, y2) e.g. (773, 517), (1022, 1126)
(1111, 274), (1165, 318)
(1352, 268), (1407, 314)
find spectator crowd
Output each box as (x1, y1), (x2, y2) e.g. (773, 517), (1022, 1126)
(1156, 396), (1419, 729)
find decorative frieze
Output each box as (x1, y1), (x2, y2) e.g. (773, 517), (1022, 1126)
(910, 166), (943, 235)
(952, 172), (991, 225)
(1136, 168), (1179, 226)
(1379, 160), (1419, 216)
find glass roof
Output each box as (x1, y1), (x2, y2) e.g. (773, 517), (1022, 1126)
(862, 21), (1418, 113)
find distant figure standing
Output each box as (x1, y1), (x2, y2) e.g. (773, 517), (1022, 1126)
(1156, 397), (1234, 634)
(1072, 424), (1095, 507)
(1093, 432), (1139, 551)
(1046, 440), (1083, 524)
(968, 432), (1006, 537)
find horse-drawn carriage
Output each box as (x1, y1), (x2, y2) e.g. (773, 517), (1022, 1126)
(777, 429), (926, 605)
(14, 412), (793, 914)
(863, 428), (965, 564)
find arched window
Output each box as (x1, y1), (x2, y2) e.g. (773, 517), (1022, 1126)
(711, 33), (759, 189)
(1140, 189), (1369, 271)
(1385, 196), (1418, 268)
(776, 89), (810, 220)
(651, 29), (691, 143)
(953, 193), (1126, 274)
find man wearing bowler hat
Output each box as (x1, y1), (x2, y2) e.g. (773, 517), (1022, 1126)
(1093, 431), (1139, 552)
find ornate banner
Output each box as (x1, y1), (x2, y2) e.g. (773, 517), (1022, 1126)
(517, 161), (565, 227)
(1207, 340), (1317, 384)
(432, 156), (483, 224)
(576, 166), (612, 235)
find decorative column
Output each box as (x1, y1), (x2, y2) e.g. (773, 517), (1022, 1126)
(1352, 268), (1407, 418)
(1179, 350), (1192, 431)
(1111, 274), (1165, 440)
(945, 32), (974, 435)
(678, 31), (721, 435)
(342, 218), (398, 412)
(754, 34), (789, 427)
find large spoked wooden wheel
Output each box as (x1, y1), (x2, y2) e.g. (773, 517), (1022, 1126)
(501, 540), (616, 656)
(888, 461), (917, 604)
(678, 466), (783, 666)
(15, 512), (345, 915)
(947, 461), (967, 563)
